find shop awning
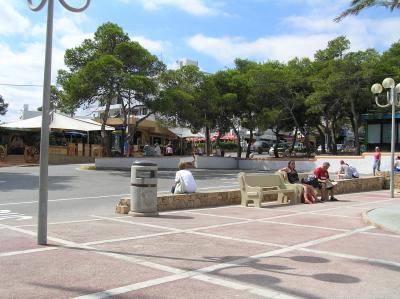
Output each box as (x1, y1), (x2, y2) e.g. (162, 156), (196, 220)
(169, 127), (205, 139)
(0, 112), (114, 131)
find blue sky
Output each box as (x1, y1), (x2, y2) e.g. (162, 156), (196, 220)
(1, 0), (399, 122)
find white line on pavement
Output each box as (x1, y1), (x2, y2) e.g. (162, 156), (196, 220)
(0, 194), (129, 206)
(0, 247), (57, 257)
(74, 225), (374, 299)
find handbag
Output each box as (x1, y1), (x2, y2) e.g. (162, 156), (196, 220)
(174, 175), (185, 194)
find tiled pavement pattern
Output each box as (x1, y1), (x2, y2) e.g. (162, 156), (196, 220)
(1, 190), (400, 299)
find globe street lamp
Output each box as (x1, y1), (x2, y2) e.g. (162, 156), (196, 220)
(371, 78), (400, 198)
(28, 0), (90, 245)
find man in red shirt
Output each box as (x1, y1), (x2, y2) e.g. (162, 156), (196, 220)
(314, 162), (338, 201)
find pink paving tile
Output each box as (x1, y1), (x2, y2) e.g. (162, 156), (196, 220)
(207, 250), (400, 299)
(264, 213), (366, 230)
(0, 247), (168, 299)
(95, 232), (274, 271)
(23, 219), (169, 244)
(188, 205), (298, 220)
(198, 221), (340, 246)
(310, 207), (366, 218)
(309, 232), (400, 263)
(350, 201), (400, 209)
(110, 278), (264, 299)
(0, 229), (40, 253)
(116, 212), (242, 230)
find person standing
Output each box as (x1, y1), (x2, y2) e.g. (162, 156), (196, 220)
(165, 142), (173, 156)
(154, 143), (161, 156)
(373, 146), (381, 176)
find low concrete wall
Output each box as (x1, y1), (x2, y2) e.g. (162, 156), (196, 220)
(239, 159), (315, 172)
(95, 157), (181, 170)
(194, 155), (238, 169)
(116, 176), (385, 213)
(49, 154), (94, 165)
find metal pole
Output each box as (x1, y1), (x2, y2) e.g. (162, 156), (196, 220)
(390, 87), (396, 198)
(38, 0), (54, 245)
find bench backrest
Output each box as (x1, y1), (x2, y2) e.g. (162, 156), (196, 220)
(239, 173), (287, 190)
(275, 171), (309, 184)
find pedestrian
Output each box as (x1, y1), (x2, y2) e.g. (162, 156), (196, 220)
(373, 146), (381, 176)
(143, 142), (152, 157)
(314, 162), (338, 201)
(171, 161), (197, 194)
(165, 142), (173, 156)
(154, 143), (161, 156)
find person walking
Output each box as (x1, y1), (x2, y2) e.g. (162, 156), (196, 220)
(373, 146), (381, 176)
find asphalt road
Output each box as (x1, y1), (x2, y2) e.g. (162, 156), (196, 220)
(0, 164), (265, 226)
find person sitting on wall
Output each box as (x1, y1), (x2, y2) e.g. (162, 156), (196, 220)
(314, 162), (338, 201)
(338, 160), (359, 179)
(171, 161), (197, 194)
(337, 160), (352, 179)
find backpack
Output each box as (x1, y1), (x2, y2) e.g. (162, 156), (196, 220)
(302, 175), (321, 188)
(350, 166), (359, 178)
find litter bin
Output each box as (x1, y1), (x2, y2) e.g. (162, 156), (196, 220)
(129, 161), (159, 217)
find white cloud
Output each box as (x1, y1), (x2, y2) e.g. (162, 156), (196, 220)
(126, 0), (225, 16)
(188, 33), (336, 64)
(130, 35), (171, 54)
(0, 0), (30, 35)
(188, 14), (400, 66)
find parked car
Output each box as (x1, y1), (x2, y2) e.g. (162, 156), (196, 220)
(251, 140), (273, 154)
(269, 143), (289, 156)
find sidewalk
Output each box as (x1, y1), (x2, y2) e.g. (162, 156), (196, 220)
(1, 190), (400, 299)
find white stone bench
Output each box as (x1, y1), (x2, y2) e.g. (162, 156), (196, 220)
(238, 173), (302, 207)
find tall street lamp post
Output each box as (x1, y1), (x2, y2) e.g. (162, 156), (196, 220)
(371, 78), (400, 198)
(28, 0), (90, 245)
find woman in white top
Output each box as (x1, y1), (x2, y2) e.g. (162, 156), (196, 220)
(172, 161), (197, 194)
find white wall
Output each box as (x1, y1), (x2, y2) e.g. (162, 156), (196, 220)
(96, 153), (393, 175)
(96, 157), (181, 170)
(195, 156), (237, 169)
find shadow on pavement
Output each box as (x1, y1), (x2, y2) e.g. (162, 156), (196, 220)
(0, 172), (76, 192)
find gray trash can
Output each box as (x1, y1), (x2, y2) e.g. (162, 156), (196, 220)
(129, 161), (159, 217)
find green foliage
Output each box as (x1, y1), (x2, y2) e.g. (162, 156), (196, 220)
(335, 0), (400, 21)
(0, 95), (8, 117)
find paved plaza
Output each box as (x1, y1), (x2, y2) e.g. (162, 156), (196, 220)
(1, 165), (400, 298)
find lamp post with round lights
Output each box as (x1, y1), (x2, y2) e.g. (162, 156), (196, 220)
(27, 0), (91, 245)
(371, 78), (400, 198)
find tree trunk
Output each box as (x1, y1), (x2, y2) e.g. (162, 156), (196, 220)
(205, 125), (211, 156)
(349, 99), (361, 155)
(100, 99), (112, 157)
(290, 127), (298, 153)
(246, 129), (253, 158)
(233, 127), (242, 158)
(317, 125), (326, 154)
(274, 130), (280, 158)
(126, 112), (152, 149)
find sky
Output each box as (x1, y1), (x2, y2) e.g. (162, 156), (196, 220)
(0, 0), (399, 123)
